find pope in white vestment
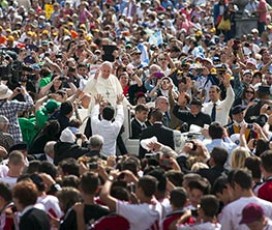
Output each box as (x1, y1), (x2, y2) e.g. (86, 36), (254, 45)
(84, 61), (126, 108)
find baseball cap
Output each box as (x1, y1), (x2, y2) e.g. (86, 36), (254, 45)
(44, 99), (60, 114)
(231, 105), (246, 115)
(240, 203), (264, 225)
(243, 69), (252, 76)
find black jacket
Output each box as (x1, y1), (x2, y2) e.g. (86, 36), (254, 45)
(173, 104), (211, 128)
(130, 118), (145, 139)
(139, 123), (174, 158)
(197, 166), (228, 186)
(19, 207), (50, 230)
(54, 141), (90, 165)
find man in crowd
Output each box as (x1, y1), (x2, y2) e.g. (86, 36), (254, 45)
(219, 169), (272, 230)
(202, 75), (235, 126)
(91, 94), (124, 158)
(0, 85), (33, 143)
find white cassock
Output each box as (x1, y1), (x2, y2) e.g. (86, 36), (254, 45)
(84, 74), (128, 108)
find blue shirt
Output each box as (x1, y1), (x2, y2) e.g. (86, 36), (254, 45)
(206, 138), (237, 169)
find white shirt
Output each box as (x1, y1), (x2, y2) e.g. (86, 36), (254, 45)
(245, 0), (258, 14)
(91, 104), (124, 157)
(178, 222), (221, 230)
(202, 86), (235, 126)
(219, 196), (272, 230)
(0, 176), (18, 188)
(205, 138), (237, 169)
(45, 155), (54, 164)
(37, 195), (62, 219)
(116, 200), (162, 230)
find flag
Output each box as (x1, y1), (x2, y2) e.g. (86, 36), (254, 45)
(149, 30), (163, 47)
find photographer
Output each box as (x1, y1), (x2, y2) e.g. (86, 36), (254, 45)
(0, 84), (33, 144)
(38, 74), (77, 98)
(149, 76), (178, 100)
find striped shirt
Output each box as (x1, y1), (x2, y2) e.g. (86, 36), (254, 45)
(0, 94), (33, 144)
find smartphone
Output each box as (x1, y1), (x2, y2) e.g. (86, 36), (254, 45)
(145, 153), (155, 159)
(88, 162), (98, 170)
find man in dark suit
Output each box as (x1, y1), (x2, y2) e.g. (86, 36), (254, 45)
(245, 85), (271, 123)
(226, 105), (256, 144)
(130, 104), (149, 139)
(12, 180), (50, 230)
(173, 96), (211, 130)
(197, 147), (229, 186)
(139, 109), (175, 158)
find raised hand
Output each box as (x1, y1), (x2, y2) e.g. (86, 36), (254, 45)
(94, 94), (104, 105)
(116, 94), (124, 105)
(177, 91), (186, 106)
(222, 72), (231, 87)
(94, 68), (100, 80)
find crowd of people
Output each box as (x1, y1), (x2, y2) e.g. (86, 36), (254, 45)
(1, 0), (272, 229)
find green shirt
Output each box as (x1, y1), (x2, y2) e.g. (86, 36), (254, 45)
(18, 117), (37, 146)
(39, 75), (52, 88)
(35, 108), (49, 130)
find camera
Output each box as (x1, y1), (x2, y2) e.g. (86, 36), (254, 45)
(88, 162), (98, 170)
(59, 76), (66, 81)
(56, 54), (62, 59)
(75, 133), (82, 139)
(145, 153), (157, 159)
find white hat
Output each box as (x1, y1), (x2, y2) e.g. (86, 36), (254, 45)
(0, 85), (13, 100)
(63, 35), (71, 42)
(246, 58), (257, 66)
(60, 127), (76, 143)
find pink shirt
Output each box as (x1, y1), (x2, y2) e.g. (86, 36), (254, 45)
(258, 0), (267, 23)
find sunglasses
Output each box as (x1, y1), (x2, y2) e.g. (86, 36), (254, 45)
(245, 91), (254, 94)
(159, 58), (166, 61)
